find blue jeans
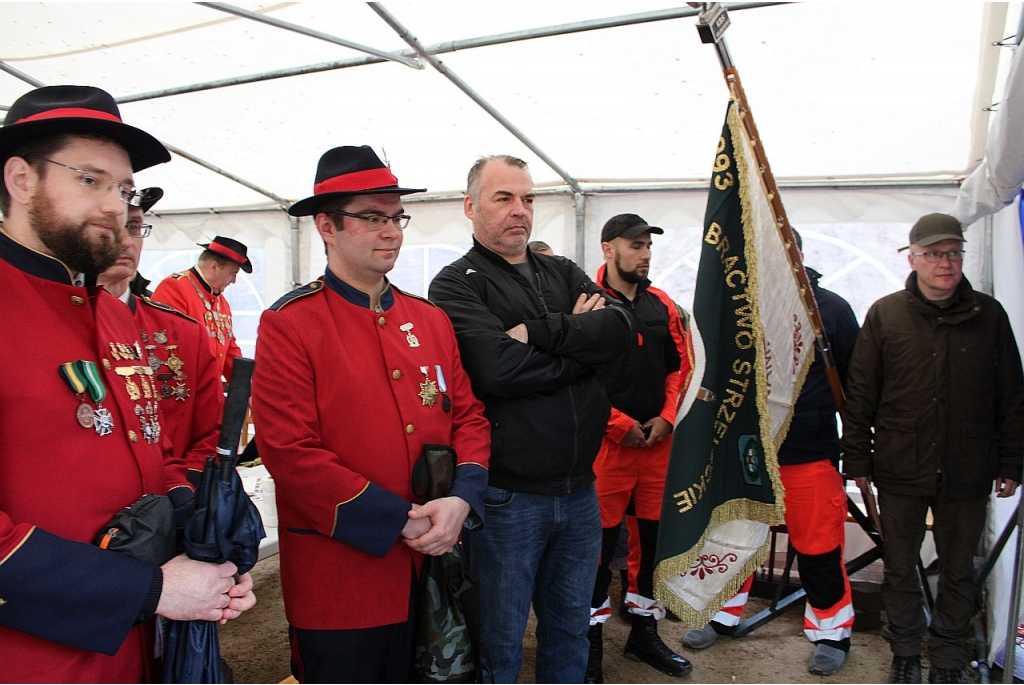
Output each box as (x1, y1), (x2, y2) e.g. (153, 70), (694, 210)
(469, 484), (601, 684)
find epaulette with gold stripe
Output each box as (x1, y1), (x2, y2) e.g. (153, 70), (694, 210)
(393, 285), (438, 308)
(138, 296), (199, 323)
(269, 280), (324, 311)
(169, 270), (190, 280)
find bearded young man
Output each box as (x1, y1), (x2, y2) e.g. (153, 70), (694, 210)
(585, 213), (693, 682)
(0, 86), (254, 683)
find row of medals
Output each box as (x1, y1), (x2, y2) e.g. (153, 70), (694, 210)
(75, 332), (187, 444)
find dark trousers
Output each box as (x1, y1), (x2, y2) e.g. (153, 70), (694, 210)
(877, 490), (987, 669)
(290, 575), (418, 683)
(593, 517), (658, 606)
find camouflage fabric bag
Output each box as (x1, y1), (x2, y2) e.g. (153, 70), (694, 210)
(415, 543), (476, 682)
(413, 444), (477, 682)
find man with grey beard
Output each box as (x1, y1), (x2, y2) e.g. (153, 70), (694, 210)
(0, 85), (255, 683)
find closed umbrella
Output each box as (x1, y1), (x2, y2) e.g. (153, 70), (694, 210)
(162, 358), (265, 683)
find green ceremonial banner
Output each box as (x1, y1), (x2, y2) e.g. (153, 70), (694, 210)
(654, 100), (814, 628)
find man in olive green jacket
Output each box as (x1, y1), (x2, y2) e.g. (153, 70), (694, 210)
(841, 213), (1024, 684)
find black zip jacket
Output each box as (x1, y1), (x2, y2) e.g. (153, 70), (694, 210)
(428, 239), (634, 494)
(594, 262), (683, 423)
(778, 267), (860, 466)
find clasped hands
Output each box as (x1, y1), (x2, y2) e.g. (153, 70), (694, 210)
(401, 496), (471, 556)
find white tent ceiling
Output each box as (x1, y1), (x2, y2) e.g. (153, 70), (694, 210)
(1, 2), (1016, 211)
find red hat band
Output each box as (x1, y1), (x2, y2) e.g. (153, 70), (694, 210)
(209, 243), (247, 265)
(314, 167), (399, 196)
(16, 108), (123, 125)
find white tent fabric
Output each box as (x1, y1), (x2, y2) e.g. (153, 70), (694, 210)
(954, 43), (1024, 225)
(951, 32), (1024, 668)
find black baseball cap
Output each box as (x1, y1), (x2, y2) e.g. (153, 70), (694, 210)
(601, 213), (664, 242)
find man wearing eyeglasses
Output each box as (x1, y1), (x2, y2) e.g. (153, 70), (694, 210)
(0, 85), (255, 683)
(97, 187), (224, 484)
(251, 146), (490, 683)
(841, 213), (1024, 684)
(152, 234), (250, 385)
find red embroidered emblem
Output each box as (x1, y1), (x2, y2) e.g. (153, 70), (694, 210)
(687, 552), (739, 580)
(792, 315), (804, 375)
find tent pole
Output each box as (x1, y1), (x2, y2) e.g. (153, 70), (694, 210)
(87, 3), (781, 105)
(197, 2), (421, 69)
(574, 193), (587, 266)
(290, 215), (301, 288)
(699, 3), (844, 412)
(161, 143), (290, 207)
(1002, 500), (1024, 682)
(0, 61), (45, 88)
(369, 3), (585, 201)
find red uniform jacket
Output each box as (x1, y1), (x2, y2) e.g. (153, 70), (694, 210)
(130, 295), (223, 478)
(152, 267), (242, 382)
(252, 272), (490, 630)
(0, 235), (192, 683)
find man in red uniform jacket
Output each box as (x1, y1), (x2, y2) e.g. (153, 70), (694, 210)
(98, 187), (224, 484)
(586, 214), (693, 681)
(252, 146), (491, 683)
(0, 86), (254, 683)
(152, 235), (250, 383)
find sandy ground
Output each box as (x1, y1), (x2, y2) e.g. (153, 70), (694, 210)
(219, 555), (909, 684)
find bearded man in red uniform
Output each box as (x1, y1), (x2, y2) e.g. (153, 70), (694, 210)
(98, 187), (224, 484)
(152, 235), (250, 383)
(0, 85), (255, 683)
(252, 146), (491, 683)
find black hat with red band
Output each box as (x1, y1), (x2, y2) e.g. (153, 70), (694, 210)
(288, 145), (425, 217)
(199, 236), (252, 274)
(139, 187), (163, 213)
(0, 85), (171, 172)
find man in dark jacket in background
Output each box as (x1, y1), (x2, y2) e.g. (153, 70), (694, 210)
(429, 155), (633, 683)
(682, 229), (860, 677)
(842, 214), (1024, 684)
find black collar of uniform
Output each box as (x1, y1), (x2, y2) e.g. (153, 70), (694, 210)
(190, 266), (213, 294)
(324, 267), (395, 311)
(0, 229), (76, 284)
(805, 266), (821, 286)
(130, 271), (152, 298)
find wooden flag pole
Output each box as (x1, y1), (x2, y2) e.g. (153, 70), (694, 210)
(695, 3), (885, 537)
(697, 3), (845, 413)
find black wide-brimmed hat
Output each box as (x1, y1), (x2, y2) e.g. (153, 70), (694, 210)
(0, 85), (170, 172)
(139, 187), (163, 213)
(198, 235), (252, 273)
(288, 145), (426, 217)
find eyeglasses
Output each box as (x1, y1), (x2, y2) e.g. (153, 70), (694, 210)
(326, 210), (411, 230)
(126, 223), (153, 238)
(31, 155), (137, 205)
(909, 250), (965, 263)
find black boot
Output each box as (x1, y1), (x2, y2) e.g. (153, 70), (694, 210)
(624, 614), (693, 677)
(584, 623), (604, 684)
(619, 569), (631, 619)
